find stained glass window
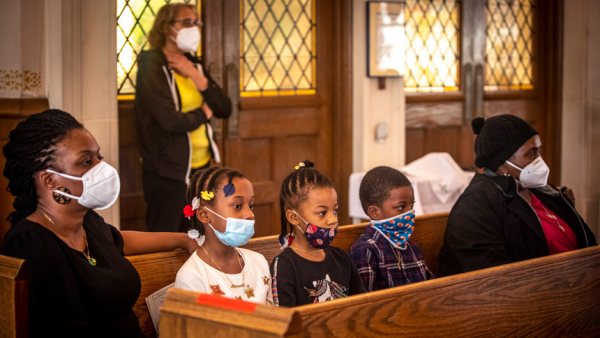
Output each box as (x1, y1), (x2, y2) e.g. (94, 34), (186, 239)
(404, 0), (460, 93)
(117, 0), (198, 96)
(485, 0), (534, 91)
(240, 0), (317, 97)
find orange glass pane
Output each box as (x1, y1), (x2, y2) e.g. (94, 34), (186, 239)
(485, 0), (534, 91)
(240, 0), (316, 97)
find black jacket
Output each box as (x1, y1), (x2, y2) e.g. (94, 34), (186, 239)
(133, 49), (231, 182)
(439, 169), (597, 277)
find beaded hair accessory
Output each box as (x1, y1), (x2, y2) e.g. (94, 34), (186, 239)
(278, 233), (294, 250)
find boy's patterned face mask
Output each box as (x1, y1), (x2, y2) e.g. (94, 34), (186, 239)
(293, 211), (338, 249)
(370, 210), (415, 249)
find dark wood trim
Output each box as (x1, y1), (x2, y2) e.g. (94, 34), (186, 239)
(239, 95), (325, 109)
(483, 90), (539, 100)
(331, 0), (353, 226)
(0, 98), (49, 118)
(406, 92), (465, 103)
(537, 0), (563, 184)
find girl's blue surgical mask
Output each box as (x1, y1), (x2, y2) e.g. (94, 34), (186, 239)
(205, 207), (255, 247)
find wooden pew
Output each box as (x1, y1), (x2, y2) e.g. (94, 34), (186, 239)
(127, 212), (449, 337)
(0, 212), (448, 337)
(159, 245), (600, 337)
(0, 255), (28, 338)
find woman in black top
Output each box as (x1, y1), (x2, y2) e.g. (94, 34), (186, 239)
(1, 109), (198, 337)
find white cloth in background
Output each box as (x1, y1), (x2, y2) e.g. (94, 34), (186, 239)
(348, 153), (475, 219)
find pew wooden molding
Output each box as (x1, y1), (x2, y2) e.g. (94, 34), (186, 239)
(160, 288), (302, 338)
(295, 245), (600, 337)
(127, 212), (449, 337)
(149, 245), (600, 337)
(0, 255), (28, 338)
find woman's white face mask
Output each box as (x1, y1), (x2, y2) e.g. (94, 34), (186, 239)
(171, 26), (200, 53)
(46, 162), (121, 210)
(506, 156), (550, 188)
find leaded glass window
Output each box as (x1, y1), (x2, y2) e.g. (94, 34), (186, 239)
(117, 0), (198, 96)
(240, 0), (317, 97)
(485, 0), (534, 91)
(404, 0), (460, 93)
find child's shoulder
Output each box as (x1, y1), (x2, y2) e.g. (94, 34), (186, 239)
(238, 247), (268, 262)
(350, 231), (383, 252)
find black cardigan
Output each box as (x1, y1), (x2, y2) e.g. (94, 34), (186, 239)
(439, 169), (597, 277)
(133, 49), (231, 182)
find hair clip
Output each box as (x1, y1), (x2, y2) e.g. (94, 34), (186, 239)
(187, 228), (205, 246)
(183, 204), (195, 219)
(223, 183), (235, 197)
(294, 162), (305, 170)
(278, 233), (294, 250)
(201, 191), (214, 201)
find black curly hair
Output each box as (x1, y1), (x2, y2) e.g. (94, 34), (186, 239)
(359, 166), (411, 214)
(3, 109), (84, 225)
(279, 160), (335, 237)
(186, 166), (245, 235)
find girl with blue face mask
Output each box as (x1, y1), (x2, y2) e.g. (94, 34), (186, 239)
(175, 167), (273, 304)
(270, 161), (366, 307)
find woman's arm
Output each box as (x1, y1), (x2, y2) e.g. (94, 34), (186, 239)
(121, 231), (198, 256)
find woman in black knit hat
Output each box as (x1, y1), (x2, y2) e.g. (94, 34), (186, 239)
(438, 114), (596, 277)
(1, 109), (199, 337)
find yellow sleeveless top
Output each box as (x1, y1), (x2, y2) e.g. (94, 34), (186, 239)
(174, 73), (211, 169)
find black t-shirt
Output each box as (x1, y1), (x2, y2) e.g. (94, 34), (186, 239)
(270, 246), (366, 307)
(1, 211), (144, 338)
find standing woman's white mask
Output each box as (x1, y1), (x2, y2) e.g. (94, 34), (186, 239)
(506, 156), (550, 188)
(46, 162), (121, 210)
(172, 26), (200, 53)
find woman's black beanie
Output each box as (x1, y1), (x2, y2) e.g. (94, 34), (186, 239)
(472, 114), (538, 171)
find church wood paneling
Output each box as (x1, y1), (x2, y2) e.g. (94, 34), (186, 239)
(0, 98), (49, 246)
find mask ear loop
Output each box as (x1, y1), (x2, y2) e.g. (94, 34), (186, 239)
(45, 169), (83, 200)
(292, 211), (307, 234)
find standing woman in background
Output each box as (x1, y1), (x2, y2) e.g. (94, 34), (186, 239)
(134, 3), (231, 232)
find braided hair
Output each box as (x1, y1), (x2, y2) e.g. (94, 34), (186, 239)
(186, 166), (244, 235)
(3, 109), (84, 225)
(279, 160), (335, 237)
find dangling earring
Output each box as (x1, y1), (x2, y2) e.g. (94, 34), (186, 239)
(53, 186), (71, 205)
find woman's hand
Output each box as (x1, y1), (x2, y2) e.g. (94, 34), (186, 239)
(165, 52), (208, 91)
(202, 102), (213, 119)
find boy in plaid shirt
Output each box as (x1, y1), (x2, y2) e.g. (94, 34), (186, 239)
(350, 166), (433, 291)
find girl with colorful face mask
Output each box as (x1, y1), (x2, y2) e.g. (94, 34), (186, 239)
(174, 167), (273, 304)
(270, 161), (366, 307)
(349, 166), (434, 292)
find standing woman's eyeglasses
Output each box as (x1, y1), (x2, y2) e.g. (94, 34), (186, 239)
(171, 19), (203, 28)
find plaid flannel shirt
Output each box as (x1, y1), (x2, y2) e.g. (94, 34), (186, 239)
(349, 225), (434, 292)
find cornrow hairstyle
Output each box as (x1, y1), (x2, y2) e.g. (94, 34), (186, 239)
(3, 109), (84, 225)
(186, 166), (244, 235)
(279, 160), (335, 237)
(359, 166), (411, 214)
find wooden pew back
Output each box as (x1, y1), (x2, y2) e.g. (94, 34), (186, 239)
(159, 245), (600, 337)
(0, 255), (28, 338)
(127, 212), (449, 337)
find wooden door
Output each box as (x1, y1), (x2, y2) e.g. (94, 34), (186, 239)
(117, 1), (352, 234)
(202, 0), (353, 236)
(405, 0), (562, 183)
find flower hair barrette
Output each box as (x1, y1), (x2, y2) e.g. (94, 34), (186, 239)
(201, 190), (214, 201)
(184, 197), (205, 245)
